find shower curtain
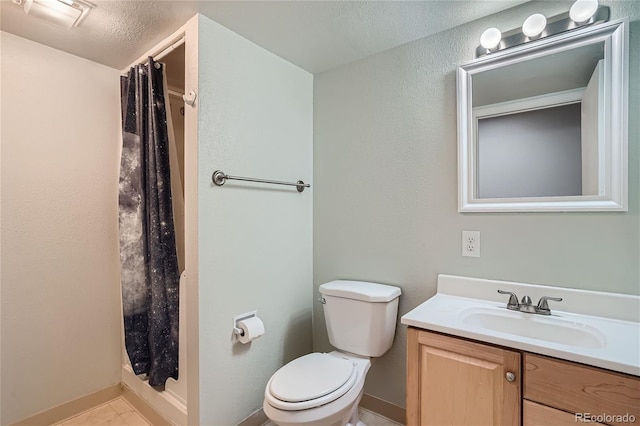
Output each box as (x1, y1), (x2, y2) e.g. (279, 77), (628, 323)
(118, 57), (179, 387)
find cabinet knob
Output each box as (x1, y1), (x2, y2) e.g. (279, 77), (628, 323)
(505, 372), (516, 382)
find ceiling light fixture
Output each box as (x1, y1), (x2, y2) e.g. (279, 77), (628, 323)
(18, 0), (94, 29)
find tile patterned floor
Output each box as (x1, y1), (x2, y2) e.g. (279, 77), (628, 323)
(54, 398), (400, 426)
(54, 397), (150, 426)
(358, 408), (403, 425)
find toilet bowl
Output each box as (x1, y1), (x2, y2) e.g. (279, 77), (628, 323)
(263, 280), (401, 426)
(263, 351), (371, 426)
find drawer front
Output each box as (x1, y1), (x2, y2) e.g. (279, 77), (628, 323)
(524, 400), (606, 426)
(524, 354), (640, 426)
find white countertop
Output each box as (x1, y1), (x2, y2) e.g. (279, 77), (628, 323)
(401, 275), (640, 376)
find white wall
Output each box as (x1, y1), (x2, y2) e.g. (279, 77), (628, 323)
(0, 32), (122, 424)
(196, 15), (313, 425)
(313, 0), (640, 410)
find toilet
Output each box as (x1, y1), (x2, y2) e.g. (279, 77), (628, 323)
(263, 280), (401, 426)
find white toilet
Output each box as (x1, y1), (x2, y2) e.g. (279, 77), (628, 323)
(263, 280), (401, 426)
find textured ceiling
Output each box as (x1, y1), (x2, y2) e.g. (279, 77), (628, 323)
(0, 0), (527, 74)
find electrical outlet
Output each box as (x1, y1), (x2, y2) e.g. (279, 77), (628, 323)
(462, 231), (480, 257)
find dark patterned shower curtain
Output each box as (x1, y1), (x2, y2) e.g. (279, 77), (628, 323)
(118, 57), (179, 387)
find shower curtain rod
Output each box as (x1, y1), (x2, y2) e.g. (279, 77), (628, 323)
(167, 88), (185, 98)
(153, 37), (185, 62)
(121, 35), (186, 74)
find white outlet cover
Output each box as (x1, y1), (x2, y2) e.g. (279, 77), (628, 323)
(462, 231), (480, 257)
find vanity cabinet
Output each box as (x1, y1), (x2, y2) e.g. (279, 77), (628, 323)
(407, 328), (640, 426)
(406, 328), (521, 426)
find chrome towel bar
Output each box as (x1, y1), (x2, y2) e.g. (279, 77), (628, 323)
(212, 170), (310, 193)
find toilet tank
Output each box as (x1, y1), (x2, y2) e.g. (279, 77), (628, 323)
(319, 280), (401, 357)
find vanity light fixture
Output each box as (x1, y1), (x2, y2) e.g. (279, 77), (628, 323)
(522, 13), (547, 38)
(13, 0), (94, 29)
(570, 0), (599, 23)
(475, 1), (608, 57)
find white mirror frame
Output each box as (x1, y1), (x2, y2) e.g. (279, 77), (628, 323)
(457, 19), (628, 212)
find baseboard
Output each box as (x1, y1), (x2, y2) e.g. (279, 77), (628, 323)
(122, 386), (172, 426)
(360, 393), (406, 425)
(11, 384), (122, 426)
(237, 407), (268, 426)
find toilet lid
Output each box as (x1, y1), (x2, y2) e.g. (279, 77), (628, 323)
(269, 353), (355, 403)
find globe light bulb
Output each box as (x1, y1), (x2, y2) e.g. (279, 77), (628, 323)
(480, 27), (502, 50)
(522, 13), (547, 38)
(570, 0), (598, 23)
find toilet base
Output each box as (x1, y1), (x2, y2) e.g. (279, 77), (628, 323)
(345, 392), (365, 426)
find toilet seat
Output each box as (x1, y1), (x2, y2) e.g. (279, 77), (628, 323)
(265, 353), (357, 411)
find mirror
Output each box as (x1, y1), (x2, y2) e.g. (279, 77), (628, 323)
(457, 19), (628, 212)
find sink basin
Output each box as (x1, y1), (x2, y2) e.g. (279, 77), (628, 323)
(461, 308), (607, 349)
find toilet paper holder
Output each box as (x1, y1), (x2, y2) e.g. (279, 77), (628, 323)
(233, 310), (258, 338)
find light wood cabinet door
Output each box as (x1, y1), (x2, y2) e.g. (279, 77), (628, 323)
(407, 328), (521, 426)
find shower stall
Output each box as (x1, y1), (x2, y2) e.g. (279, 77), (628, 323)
(119, 24), (192, 425)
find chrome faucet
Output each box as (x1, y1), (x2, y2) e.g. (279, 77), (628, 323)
(497, 290), (562, 315)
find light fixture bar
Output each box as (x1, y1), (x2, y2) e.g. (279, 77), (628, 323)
(475, 6), (609, 57)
